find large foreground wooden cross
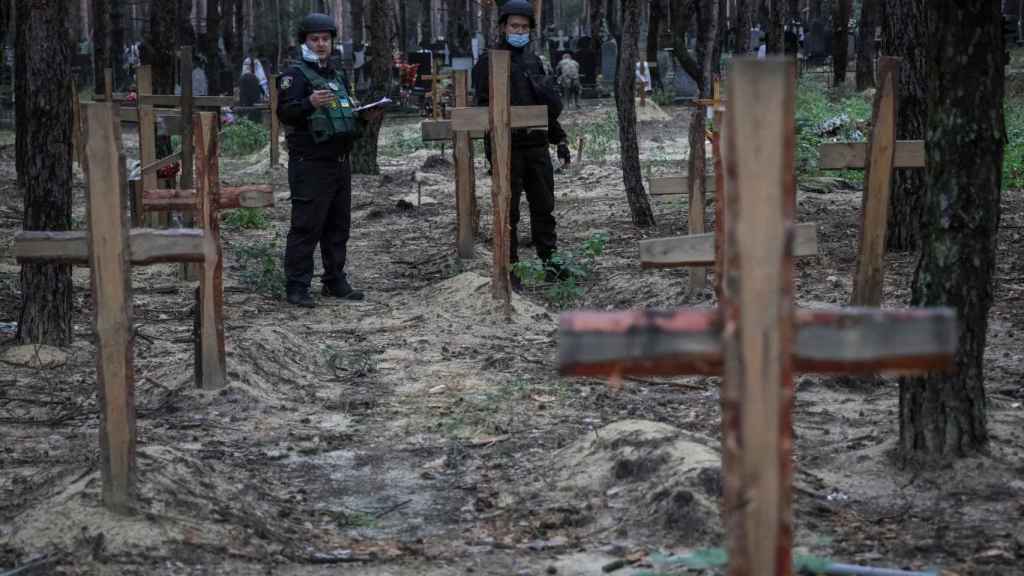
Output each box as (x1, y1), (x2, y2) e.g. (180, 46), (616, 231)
(559, 59), (957, 576)
(422, 50), (548, 311)
(641, 80), (819, 299)
(13, 104), (232, 511)
(816, 57), (926, 307)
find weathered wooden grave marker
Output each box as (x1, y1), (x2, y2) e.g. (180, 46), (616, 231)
(421, 51), (548, 309)
(559, 59), (957, 575)
(816, 57), (925, 307)
(641, 80), (820, 299)
(12, 103), (226, 511)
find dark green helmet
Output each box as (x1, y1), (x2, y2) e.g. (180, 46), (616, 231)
(499, 0), (535, 28)
(297, 13), (337, 43)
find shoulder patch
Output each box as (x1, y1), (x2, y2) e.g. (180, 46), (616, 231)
(280, 76), (293, 90)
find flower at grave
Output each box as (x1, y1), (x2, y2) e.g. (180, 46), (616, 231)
(157, 162), (181, 179)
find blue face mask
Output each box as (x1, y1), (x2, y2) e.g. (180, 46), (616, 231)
(506, 33), (530, 48)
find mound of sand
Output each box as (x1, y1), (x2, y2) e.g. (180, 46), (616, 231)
(634, 100), (672, 122)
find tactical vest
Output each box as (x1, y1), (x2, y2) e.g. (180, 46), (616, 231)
(295, 62), (361, 143)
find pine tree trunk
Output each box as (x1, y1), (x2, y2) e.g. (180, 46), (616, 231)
(615, 0), (655, 227)
(481, 0), (493, 48)
(646, 0), (664, 91)
(446, 0), (471, 57)
(607, 0), (621, 39)
(670, 0), (700, 84)
(831, 0), (851, 85)
(92, 0), (110, 96)
(734, 0), (750, 53)
(881, 0), (926, 252)
(761, 0), (782, 53)
(898, 1), (1004, 463)
(352, 0), (365, 47)
(145, 0), (178, 158)
(854, 0), (876, 90)
(351, 0), (392, 175)
(590, 0), (606, 55)
(419, 0), (432, 47)
(16, 0), (74, 347)
(205, 0), (222, 94)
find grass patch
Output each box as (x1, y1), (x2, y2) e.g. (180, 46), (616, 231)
(565, 111), (619, 164)
(221, 118), (269, 157)
(234, 236), (286, 299)
(512, 232), (609, 308)
(222, 207), (269, 230)
(795, 77), (873, 181)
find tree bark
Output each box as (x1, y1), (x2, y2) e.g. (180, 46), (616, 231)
(646, 0), (665, 91)
(898, 1), (1004, 463)
(855, 0), (876, 90)
(606, 0), (621, 39)
(352, 0), (365, 47)
(615, 0), (655, 226)
(446, 0), (471, 56)
(351, 0), (392, 174)
(880, 0), (926, 252)
(92, 0), (110, 96)
(204, 0), (222, 94)
(419, 0), (432, 47)
(670, 0), (701, 84)
(831, 0), (851, 85)
(734, 0), (749, 52)
(590, 0), (606, 55)
(144, 0), (178, 158)
(761, 0), (782, 53)
(16, 0), (74, 347)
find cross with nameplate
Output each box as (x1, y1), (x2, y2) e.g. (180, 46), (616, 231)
(558, 59), (957, 576)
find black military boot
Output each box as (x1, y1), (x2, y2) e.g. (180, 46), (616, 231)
(322, 275), (365, 301)
(286, 284), (315, 308)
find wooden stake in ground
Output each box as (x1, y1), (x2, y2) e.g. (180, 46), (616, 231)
(558, 58), (958, 576)
(453, 70), (476, 259)
(193, 112), (227, 389)
(488, 50), (513, 315)
(84, 102), (136, 514)
(850, 56), (899, 307)
(269, 74), (280, 167)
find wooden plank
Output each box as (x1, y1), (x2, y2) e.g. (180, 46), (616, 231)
(421, 119), (486, 141)
(269, 74), (280, 167)
(688, 111), (708, 296)
(557, 307), (957, 376)
(143, 185), (274, 210)
(137, 94), (235, 108)
(489, 50), (512, 314)
(14, 229), (208, 265)
(451, 105), (548, 132)
(712, 87), (727, 301)
(194, 112), (227, 389)
(454, 70), (475, 259)
(639, 222), (819, 268)
(851, 57), (899, 308)
(82, 102), (135, 514)
(136, 66), (161, 227)
(647, 174), (717, 195)
(179, 46), (197, 281)
(817, 140), (924, 170)
(722, 58), (794, 576)
(118, 107), (181, 123)
(104, 68), (113, 101)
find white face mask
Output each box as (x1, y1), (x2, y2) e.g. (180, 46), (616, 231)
(301, 43), (321, 63)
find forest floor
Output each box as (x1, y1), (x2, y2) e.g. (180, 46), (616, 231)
(1, 86), (1024, 575)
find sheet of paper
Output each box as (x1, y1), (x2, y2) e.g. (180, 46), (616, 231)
(354, 97), (392, 112)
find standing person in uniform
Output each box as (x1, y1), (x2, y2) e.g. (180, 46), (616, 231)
(473, 0), (572, 284)
(555, 52), (582, 110)
(277, 13), (384, 308)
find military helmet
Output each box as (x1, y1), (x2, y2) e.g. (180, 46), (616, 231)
(297, 13), (337, 43)
(499, 0), (536, 28)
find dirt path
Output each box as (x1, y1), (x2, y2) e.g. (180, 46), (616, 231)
(2, 102), (1023, 575)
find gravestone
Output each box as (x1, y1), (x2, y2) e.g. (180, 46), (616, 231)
(671, 62), (699, 100)
(806, 18), (828, 60)
(848, 32), (856, 61)
(600, 38), (618, 84)
(750, 28), (764, 52)
(657, 49), (674, 85)
(408, 51), (432, 91)
(575, 40), (599, 96)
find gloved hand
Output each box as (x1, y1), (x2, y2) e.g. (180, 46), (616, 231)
(557, 142), (572, 166)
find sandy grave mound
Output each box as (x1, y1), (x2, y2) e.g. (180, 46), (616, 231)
(546, 419), (723, 546)
(634, 99), (672, 122)
(400, 271), (553, 331)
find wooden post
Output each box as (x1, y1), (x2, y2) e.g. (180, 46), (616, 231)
(453, 70), (475, 259)
(712, 80), (727, 301)
(194, 113), (227, 389)
(721, 57), (796, 576)
(71, 79), (82, 166)
(431, 56), (442, 120)
(135, 66), (158, 227)
(104, 68), (113, 101)
(489, 50), (512, 314)
(180, 46), (198, 280)
(269, 74), (280, 167)
(534, 0), (543, 36)
(850, 57), (899, 307)
(688, 135), (707, 298)
(83, 102), (136, 514)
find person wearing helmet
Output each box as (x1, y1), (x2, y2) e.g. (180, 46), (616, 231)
(473, 0), (572, 285)
(277, 13), (384, 308)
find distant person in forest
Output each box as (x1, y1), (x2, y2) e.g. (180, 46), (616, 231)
(276, 13), (385, 308)
(473, 0), (572, 287)
(556, 52), (582, 109)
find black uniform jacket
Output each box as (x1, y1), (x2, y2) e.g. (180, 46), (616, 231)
(276, 59), (357, 160)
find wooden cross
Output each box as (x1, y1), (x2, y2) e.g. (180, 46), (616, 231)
(552, 30), (571, 51)
(815, 57), (925, 307)
(421, 54), (451, 120)
(11, 104), (231, 512)
(558, 59), (957, 576)
(423, 51), (548, 308)
(644, 79), (820, 299)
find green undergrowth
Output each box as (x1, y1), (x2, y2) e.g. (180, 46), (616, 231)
(222, 207), (269, 230)
(221, 118), (269, 157)
(512, 232), (609, 308)
(795, 78), (873, 181)
(234, 235), (286, 299)
(564, 111), (619, 164)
